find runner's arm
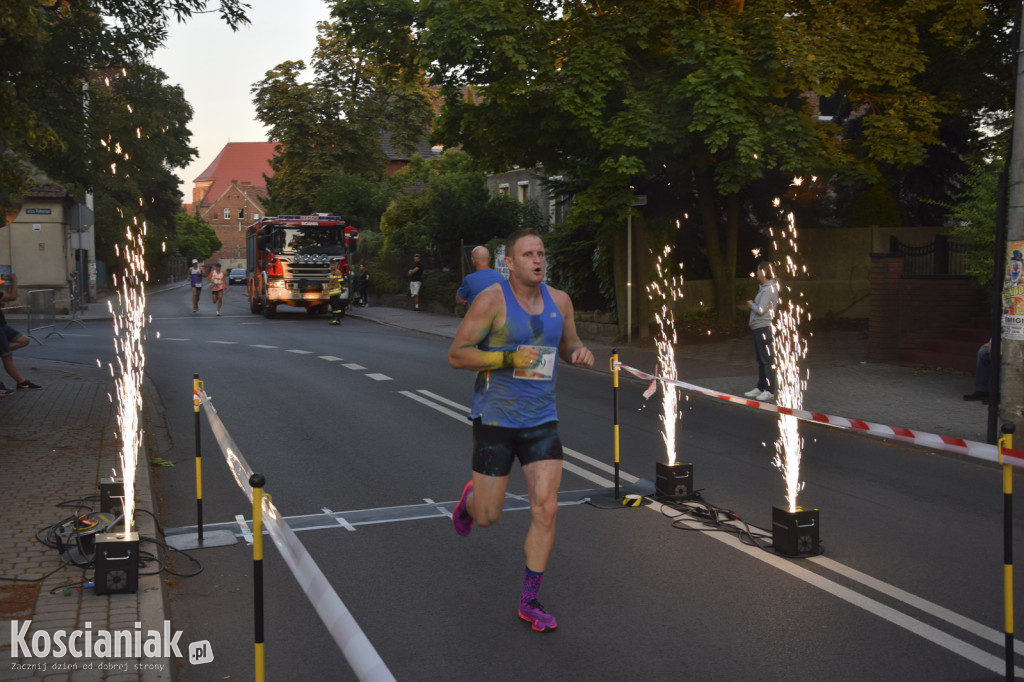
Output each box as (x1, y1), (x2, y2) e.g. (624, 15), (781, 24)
(448, 288), (538, 371)
(551, 289), (594, 368)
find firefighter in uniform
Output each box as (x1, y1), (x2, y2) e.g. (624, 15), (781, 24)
(328, 261), (345, 325)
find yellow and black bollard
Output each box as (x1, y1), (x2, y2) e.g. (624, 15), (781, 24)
(1000, 422), (1016, 682)
(193, 373), (204, 544)
(611, 350), (620, 500)
(250, 473), (266, 682)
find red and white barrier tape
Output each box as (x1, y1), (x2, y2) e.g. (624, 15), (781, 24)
(615, 362), (1024, 469)
(199, 391), (395, 682)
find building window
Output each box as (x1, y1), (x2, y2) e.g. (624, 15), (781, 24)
(238, 207), (244, 219)
(518, 182), (529, 203)
(223, 208), (231, 220)
(498, 184), (509, 196)
(253, 213), (260, 221)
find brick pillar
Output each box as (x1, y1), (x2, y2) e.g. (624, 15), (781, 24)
(869, 253), (903, 362)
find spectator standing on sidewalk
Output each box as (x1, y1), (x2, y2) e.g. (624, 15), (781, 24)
(408, 253), (424, 311)
(189, 259), (203, 312)
(356, 264), (370, 307)
(448, 228), (594, 633)
(0, 274), (43, 395)
(208, 263), (226, 316)
(963, 339), (992, 404)
(743, 261), (779, 402)
(456, 245), (504, 313)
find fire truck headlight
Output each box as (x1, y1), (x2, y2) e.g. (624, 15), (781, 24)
(269, 280), (286, 289)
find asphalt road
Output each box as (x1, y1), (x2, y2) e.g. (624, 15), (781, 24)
(24, 284), (1024, 681)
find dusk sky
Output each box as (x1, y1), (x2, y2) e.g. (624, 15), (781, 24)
(152, 0), (334, 195)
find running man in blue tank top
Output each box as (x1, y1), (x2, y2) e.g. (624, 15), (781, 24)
(448, 228), (594, 633)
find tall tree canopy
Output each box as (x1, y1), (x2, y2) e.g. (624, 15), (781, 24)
(252, 16), (436, 214)
(336, 0), (992, 322)
(0, 0), (249, 214)
(88, 64), (199, 274)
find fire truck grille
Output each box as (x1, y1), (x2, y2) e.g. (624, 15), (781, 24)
(286, 264), (330, 278)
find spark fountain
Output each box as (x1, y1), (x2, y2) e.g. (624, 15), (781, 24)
(647, 245), (693, 500)
(94, 94), (147, 593)
(767, 207), (819, 556)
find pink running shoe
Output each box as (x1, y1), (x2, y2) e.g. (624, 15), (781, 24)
(452, 480), (473, 536)
(518, 599), (557, 632)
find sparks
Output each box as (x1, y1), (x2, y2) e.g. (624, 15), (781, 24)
(771, 211), (809, 512)
(646, 245), (684, 466)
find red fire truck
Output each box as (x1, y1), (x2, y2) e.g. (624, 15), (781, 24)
(245, 214), (359, 318)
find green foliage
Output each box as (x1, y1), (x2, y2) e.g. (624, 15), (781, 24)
(336, 0), (991, 320)
(252, 17), (436, 214)
(314, 172), (399, 232)
(87, 64), (197, 276)
(944, 136), (1007, 288)
(172, 212), (221, 262)
(0, 0), (248, 213)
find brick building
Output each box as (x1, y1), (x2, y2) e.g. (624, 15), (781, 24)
(185, 141), (276, 269)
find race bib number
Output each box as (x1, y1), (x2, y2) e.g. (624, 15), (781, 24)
(513, 345), (556, 381)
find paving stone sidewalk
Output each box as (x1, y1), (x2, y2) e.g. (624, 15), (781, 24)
(0, 358), (171, 682)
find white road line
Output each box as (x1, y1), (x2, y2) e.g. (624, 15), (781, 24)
(236, 514), (253, 545)
(322, 508), (357, 532)
(343, 363), (367, 370)
(366, 373), (392, 381)
(287, 349), (313, 354)
(809, 554), (1024, 650)
(160, 337), (190, 341)
(319, 355), (344, 361)
(208, 340), (238, 345)
(250, 344), (278, 349)
(402, 387), (1014, 674)
(400, 391), (469, 422)
(563, 446), (639, 484)
(416, 390), (470, 412)
(655, 504), (1024, 677)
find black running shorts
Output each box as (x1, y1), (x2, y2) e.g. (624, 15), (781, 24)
(471, 418), (563, 477)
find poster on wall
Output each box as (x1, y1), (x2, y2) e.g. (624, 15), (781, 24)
(1004, 240), (1024, 340)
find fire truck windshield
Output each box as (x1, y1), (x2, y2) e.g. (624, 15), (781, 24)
(276, 227), (347, 256)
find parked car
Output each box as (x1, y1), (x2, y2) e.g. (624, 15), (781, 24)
(228, 268), (246, 285)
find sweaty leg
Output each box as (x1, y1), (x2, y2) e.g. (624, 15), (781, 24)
(469, 472), (509, 528)
(522, 459), (562, 573)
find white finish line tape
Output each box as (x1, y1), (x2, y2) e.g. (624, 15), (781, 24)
(199, 391), (395, 682)
(616, 363), (1024, 468)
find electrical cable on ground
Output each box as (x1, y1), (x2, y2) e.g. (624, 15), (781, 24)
(646, 489), (825, 559)
(0, 493), (205, 586)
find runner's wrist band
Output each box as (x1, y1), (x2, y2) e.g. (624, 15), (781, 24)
(502, 350), (515, 368)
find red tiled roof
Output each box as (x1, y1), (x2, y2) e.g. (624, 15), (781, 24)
(194, 142), (278, 207)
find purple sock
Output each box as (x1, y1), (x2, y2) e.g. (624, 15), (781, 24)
(521, 567), (544, 605)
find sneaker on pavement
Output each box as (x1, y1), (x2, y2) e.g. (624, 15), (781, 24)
(452, 480), (474, 536)
(743, 387), (762, 398)
(0, 384), (12, 397)
(16, 380), (42, 391)
(755, 390), (774, 402)
(518, 599), (558, 632)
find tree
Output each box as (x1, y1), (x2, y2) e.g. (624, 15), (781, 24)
(171, 212), (221, 262)
(380, 150), (544, 267)
(336, 0), (989, 324)
(0, 0), (249, 215)
(945, 133), (1010, 289)
(251, 17), (436, 214)
(87, 64), (199, 276)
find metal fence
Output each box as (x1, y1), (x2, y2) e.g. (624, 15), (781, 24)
(890, 235), (969, 276)
(26, 289), (64, 344)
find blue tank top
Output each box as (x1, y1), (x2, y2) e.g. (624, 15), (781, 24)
(471, 279), (563, 427)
